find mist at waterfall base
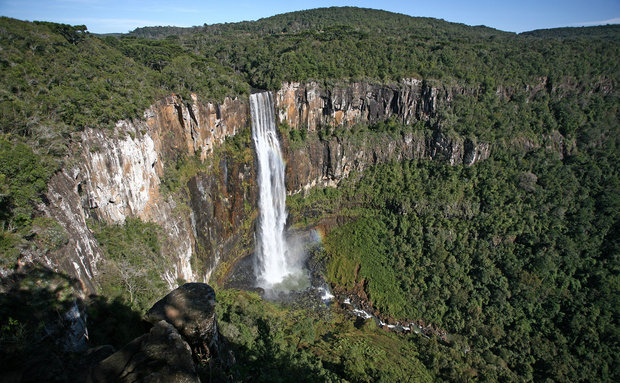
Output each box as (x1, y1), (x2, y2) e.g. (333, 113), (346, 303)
(250, 92), (310, 295)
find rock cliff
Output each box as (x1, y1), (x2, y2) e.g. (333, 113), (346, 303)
(275, 79), (476, 130)
(275, 80), (489, 193)
(44, 94), (252, 291)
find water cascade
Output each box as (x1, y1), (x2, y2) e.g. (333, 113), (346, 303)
(250, 91), (296, 288)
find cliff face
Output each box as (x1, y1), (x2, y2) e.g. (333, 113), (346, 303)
(275, 79), (476, 131)
(44, 95), (252, 290)
(275, 80), (489, 193)
(282, 131), (490, 195)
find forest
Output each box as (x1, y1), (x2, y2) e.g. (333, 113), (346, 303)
(0, 7), (618, 383)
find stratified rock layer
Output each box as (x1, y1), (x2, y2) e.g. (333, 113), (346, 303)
(275, 79), (472, 130)
(43, 94), (253, 290)
(275, 80), (490, 193)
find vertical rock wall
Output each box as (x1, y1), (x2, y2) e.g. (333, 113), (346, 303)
(274, 79), (477, 131)
(44, 94), (252, 290)
(275, 80), (490, 194)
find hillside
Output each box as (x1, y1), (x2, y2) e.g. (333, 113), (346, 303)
(130, 7), (619, 89)
(0, 6), (619, 383)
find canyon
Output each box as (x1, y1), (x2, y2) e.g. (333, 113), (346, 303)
(41, 79), (503, 291)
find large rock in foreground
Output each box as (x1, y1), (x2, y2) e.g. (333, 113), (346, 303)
(87, 320), (199, 383)
(145, 283), (220, 356)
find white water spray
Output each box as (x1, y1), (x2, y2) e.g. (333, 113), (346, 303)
(250, 92), (296, 288)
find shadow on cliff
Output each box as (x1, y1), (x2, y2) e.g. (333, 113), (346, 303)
(0, 266), (147, 383)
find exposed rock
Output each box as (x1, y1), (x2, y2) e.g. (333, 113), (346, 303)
(187, 158), (256, 285)
(145, 283), (220, 356)
(282, 130), (490, 195)
(275, 80), (490, 193)
(87, 320), (199, 383)
(275, 79), (477, 131)
(40, 170), (103, 292)
(42, 94), (252, 290)
(39, 80), (488, 291)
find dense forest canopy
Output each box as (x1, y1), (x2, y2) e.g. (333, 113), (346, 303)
(0, 6), (618, 383)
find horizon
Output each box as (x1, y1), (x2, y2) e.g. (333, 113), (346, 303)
(0, 1), (619, 35)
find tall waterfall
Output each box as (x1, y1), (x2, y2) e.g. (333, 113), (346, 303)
(250, 92), (291, 288)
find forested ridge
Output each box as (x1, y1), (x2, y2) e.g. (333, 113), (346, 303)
(0, 6), (618, 383)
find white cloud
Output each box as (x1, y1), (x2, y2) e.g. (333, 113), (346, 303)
(572, 17), (620, 27)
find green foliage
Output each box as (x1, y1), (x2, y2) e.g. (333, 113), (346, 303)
(91, 218), (170, 312)
(521, 24), (620, 39)
(304, 144), (619, 382)
(1, 8), (618, 382)
(224, 126), (254, 163)
(0, 267), (146, 380)
(153, 7), (620, 90)
(30, 217), (68, 253)
(0, 267), (82, 365)
(325, 218), (407, 317)
(0, 137), (57, 230)
(279, 121), (309, 151)
(160, 127), (252, 197)
(0, 16), (248, 153)
(284, 65), (618, 381)
(0, 231), (21, 268)
(0, 136), (60, 268)
(216, 289), (434, 382)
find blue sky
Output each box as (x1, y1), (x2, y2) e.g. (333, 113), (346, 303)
(1, 0), (619, 34)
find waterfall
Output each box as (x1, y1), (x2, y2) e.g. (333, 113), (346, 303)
(250, 91), (291, 288)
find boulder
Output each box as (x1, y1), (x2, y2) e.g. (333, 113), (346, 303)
(87, 320), (199, 383)
(145, 283), (220, 354)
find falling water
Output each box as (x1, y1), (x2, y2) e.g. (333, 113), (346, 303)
(250, 92), (292, 288)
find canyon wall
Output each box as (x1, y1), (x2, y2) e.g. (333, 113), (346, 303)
(275, 79), (477, 130)
(44, 94), (253, 291)
(274, 80), (489, 194)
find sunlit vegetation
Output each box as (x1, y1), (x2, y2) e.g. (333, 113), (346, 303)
(133, 7), (619, 91)
(0, 136), (60, 268)
(216, 288), (435, 382)
(291, 129), (618, 382)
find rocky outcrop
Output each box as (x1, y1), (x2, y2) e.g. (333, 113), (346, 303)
(40, 170), (103, 292)
(282, 131), (490, 195)
(187, 159), (256, 284)
(145, 283), (220, 355)
(88, 283), (230, 383)
(41, 79), (490, 291)
(87, 320), (200, 383)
